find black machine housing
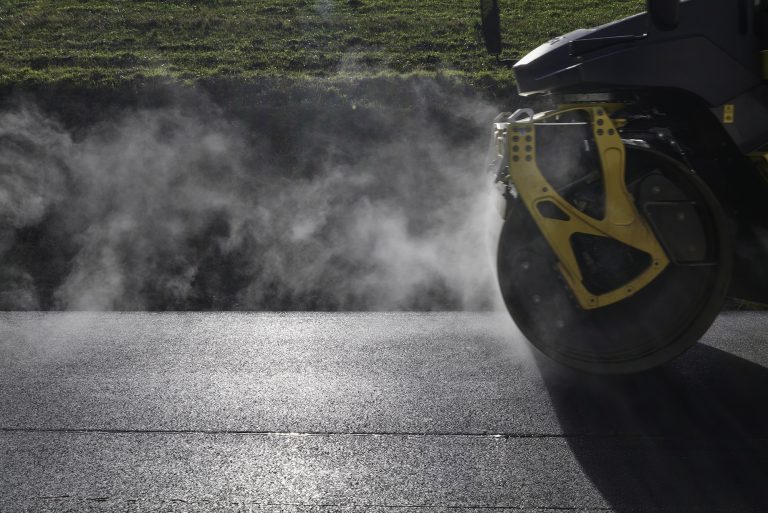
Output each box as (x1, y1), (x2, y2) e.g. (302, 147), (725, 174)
(501, 0), (768, 303)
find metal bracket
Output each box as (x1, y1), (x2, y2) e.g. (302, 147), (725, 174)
(499, 105), (670, 310)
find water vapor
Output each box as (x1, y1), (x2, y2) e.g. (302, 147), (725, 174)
(0, 81), (502, 311)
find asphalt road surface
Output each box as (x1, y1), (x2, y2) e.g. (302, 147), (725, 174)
(2, 311), (768, 512)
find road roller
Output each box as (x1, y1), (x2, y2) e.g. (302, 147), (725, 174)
(481, 0), (768, 373)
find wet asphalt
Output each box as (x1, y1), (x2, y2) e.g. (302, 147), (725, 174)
(1, 311), (768, 512)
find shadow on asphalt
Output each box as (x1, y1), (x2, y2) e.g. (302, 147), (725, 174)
(538, 343), (768, 512)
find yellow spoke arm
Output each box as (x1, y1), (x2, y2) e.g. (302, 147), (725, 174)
(500, 105), (669, 310)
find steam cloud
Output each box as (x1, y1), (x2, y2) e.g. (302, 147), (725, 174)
(0, 81), (502, 311)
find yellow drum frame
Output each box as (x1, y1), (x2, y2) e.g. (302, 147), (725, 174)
(496, 105), (669, 310)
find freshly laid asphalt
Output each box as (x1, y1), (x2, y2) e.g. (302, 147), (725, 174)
(1, 311), (768, 512)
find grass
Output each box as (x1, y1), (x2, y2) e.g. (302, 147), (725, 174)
(0, 0), (646, 90)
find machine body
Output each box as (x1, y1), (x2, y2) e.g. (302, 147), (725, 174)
(482, 0), (768, 372)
